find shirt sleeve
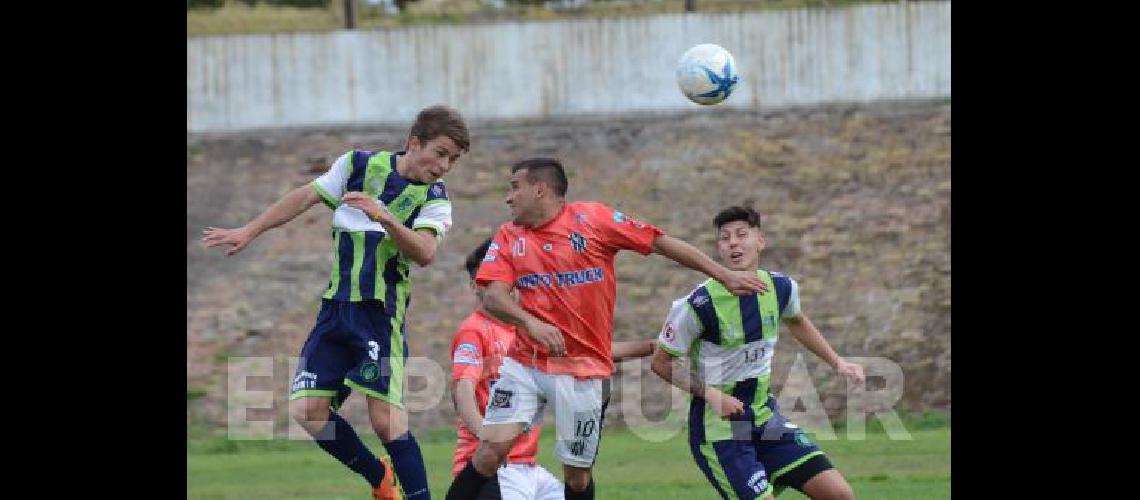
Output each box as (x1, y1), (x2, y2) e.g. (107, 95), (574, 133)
(309, 151), (353, 210)
(450, 327), (486, 381)
(782, 277), (803, 319)
(589, 203), (664, 256)
(412, 182), (453, 241)
(657, 296), (702, 357)
(474, 227), (516, 288)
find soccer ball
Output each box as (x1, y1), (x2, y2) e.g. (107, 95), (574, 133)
(676, 43), (739, 105)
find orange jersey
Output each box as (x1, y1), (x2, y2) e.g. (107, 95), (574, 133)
(450, 310), (540, 475)
(476, 201), (663, 379)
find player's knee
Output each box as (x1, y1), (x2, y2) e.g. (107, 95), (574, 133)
(366, 399), (408, 441)
(369, 417), (394, 441)
(289, 398), (329, 429)
(817, 482), (855, 500)
(369, 414), (410, 442)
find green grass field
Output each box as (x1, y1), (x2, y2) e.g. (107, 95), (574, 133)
(187, 421), (949, 499)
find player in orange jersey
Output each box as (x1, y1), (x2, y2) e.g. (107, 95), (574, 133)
(450, 238), (654, 499)
(445, 158), (767, 500)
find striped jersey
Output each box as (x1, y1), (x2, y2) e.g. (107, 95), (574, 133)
(657, 269), (801, 435)
(309, 150), (452, 309)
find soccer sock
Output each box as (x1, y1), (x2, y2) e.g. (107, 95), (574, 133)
(446, 460), (494, 500)
(564, 478), (594, 500)
(383, 432), (431, 498)
(313, 412), (385, 488)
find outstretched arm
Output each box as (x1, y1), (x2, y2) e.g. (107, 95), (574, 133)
(651, 234), (767, 295)
(785, 314), (865, 384)
(202, 185), (321, 257)
(611, 339), (655, 362)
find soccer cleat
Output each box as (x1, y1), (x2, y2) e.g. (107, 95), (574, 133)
(372, 455), (399, 500)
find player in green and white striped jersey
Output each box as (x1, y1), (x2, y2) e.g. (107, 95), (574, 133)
(202, 105), (469, 500)
(651, 205), (864, 500)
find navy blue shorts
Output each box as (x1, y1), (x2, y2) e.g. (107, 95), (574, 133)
(689, 399), (832, 499)
(289, 299), (409, 408)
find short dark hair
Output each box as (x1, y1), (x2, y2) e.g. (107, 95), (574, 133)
(464, 237), (495, 280)
(713, 205), (762, 230)
(511, 157), (568, 197)
(410, 105), (470, 153)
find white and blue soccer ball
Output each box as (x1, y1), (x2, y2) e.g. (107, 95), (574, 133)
(676, 43), (739, 105)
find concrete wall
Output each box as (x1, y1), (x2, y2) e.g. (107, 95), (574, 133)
(187, 1), (950, 132)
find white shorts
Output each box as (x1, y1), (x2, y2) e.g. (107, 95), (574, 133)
(484, 357), (610, 468)
(496, 463), (564, 500)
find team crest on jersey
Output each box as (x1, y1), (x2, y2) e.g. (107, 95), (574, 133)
(484, 243), (499, 262)
(763, 313), (777, 329)
(569, 232), (587, 253)
(543, 243), (553, 252)
(663, 323), (675, 341)
(491, 389), (513, 409)
(396, 196), (414, 212)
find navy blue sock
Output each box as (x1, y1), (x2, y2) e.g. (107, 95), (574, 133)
(314, 412), (384, 488)
(383, 432), (431, 498)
